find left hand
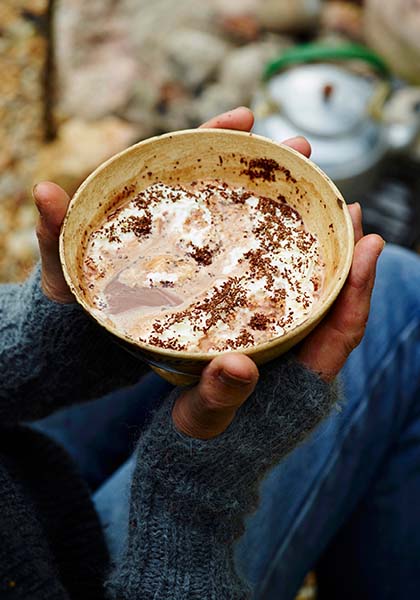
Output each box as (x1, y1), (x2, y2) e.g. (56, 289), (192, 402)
(33, 107), (384, 439)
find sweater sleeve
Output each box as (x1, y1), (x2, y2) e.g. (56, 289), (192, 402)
(0, 265), (149, 424)
(106, 359), (341, 600)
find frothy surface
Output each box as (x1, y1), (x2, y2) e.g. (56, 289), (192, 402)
(83, 181), (324, 352)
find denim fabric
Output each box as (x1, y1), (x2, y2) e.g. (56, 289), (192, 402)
(32, 372), (173, 490)
(36, 245), (420, 599)
(237, 244), (420, 599)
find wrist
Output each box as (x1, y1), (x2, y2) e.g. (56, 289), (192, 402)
(140, 360), (340, 514)
(41, 273), (75, 304)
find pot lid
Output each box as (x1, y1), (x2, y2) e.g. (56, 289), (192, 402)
(253, 56), (393, 181)
(265, 63), (377, 137)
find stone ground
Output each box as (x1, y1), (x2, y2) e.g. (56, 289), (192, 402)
(0, 0), (47, 282)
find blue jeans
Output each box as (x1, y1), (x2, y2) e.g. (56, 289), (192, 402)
(34, 245), (420, 599)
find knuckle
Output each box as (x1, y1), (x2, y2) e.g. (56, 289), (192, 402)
(199, 392), (224, 412)
(344, 324), (366, 355)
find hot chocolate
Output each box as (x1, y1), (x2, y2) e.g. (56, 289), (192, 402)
(82, 180), (324, 353)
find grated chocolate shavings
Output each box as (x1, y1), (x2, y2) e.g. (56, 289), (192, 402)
(120, 213), (152, 238)
(241, 157), (297, 184)
(84, 179), (324, 353)
(188, 244), (213, 266)
(249, 313), (271, 331)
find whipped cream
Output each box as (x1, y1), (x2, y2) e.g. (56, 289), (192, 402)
(83, 181), (324, 352)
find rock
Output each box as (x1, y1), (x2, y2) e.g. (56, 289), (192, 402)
(34, 117), (139, 195)
(7, 227), (38, 265)
(193, 83), (246, 126)
(54, 0), (217, 122)
(164, 30), (230, 91)
(215, 0), (321, 35)
(218, 14), (261, 43)
(219, 37), (291, 97)
(365, 0), (420, 84)
(320, 2), (364, 42)
(0, 0), (49, 282)
(57, 52), (138, 121)
(255, 0), (321, 32)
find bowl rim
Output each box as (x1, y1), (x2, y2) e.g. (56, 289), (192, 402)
(59, 127), (354, 361)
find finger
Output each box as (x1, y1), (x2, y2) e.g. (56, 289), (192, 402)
(348, 202), (364, 243)
(172, 353), (259, 439)
(33, 181), (70, 242)
(282, 136), (312, 158)
(199, 108), (312, 160)
(199, 106), (254, 132)
(297, 234), (385, 381)
(33, 181), (74, 303)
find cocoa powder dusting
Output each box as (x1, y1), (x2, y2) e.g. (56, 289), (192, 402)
(241, 158), (297, 184)
(188, 244), (213, 266)
(84, 179), (323, 353)
(249, 313), (271, 331)
(120, 214), (152, 238)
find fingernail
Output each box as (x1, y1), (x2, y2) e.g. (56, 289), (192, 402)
(219, 370), (252, 388)
(32, 184), (39, 199)
(284, 135), (306, 144)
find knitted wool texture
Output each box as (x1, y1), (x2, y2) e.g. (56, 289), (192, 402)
(0, 266), (146, 598)
(0, 265), (148, 423)
(0, 266), (340, 599)
(0, 426), (108, 599)
(107, 362), (339, 599)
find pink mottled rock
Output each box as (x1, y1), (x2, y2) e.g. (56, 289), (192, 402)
(54, 0), (218, 122)
(34, 117), (139, 195)
(53, 0), (308, 130)
(321, 2), (364, 42)
(365, 0), (420, 84)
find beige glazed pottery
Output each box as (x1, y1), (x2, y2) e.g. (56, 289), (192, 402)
(60, 129), (354, 385)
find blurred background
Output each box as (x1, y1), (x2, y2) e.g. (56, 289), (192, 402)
(1, 1), (420, 597)
(1, 0), (420, 285)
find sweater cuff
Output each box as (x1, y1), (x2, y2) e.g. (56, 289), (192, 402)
(21, 263), (150, 394)
(25, 262), (85, 316)
(136, 358), (340, 516)
(0, 264), (149, 424)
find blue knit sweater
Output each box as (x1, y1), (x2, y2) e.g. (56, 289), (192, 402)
(0, 266), (339, 599)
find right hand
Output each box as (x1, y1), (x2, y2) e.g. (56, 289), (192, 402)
(173, 203), (384, 439)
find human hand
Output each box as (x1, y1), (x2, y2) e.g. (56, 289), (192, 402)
(33, 181), (75, 304)
(173, 114), (385, 438)
(32, 108), (383, 440)
(297, 204), (384, 381)
(174, 207), (384, 439)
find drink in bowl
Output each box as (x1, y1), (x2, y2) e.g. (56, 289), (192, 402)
(60, 129), (354, 385)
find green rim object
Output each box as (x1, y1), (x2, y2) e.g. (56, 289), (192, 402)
(264, 43), (390, 80)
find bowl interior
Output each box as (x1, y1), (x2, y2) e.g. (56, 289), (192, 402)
(60, 129), (353, 375)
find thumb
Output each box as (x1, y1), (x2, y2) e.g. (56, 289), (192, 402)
(33, 181), (70, 241)
(33, 181), (74, 303)
(172, 353), (259, 440)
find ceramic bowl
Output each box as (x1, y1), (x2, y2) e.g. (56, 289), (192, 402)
(60, 129), (354, 385)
